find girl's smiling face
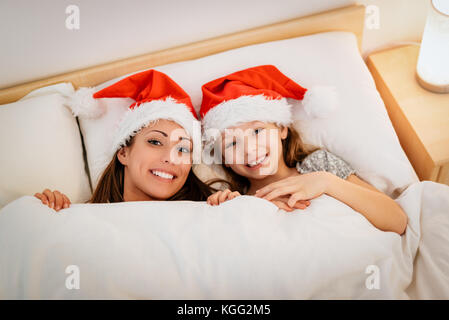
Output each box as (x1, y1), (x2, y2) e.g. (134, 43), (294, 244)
(117, 119), (193, 201)
(221, 121), (288, 179)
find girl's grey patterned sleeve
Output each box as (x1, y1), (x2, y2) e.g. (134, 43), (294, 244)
(296, 149), (356, 180)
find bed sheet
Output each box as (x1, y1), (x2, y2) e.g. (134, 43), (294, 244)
(0, 181), (448, 299)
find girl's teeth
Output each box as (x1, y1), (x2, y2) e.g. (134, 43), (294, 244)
(248, 155), (266, 167)
(152, 170), (174, 179)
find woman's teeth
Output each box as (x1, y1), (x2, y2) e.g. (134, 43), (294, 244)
(151, 170), (175, 180)
(247, 154), (267, 167)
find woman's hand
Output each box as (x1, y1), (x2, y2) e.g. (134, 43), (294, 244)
(207, 189), (241, 206)
(255, 172), (330, 208)
(34, 189), (71, 212)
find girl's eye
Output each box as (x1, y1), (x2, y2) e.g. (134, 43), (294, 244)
(254, 128), (264, 135)
(178, 146), (191, 153)
(148, 139), (162, 146)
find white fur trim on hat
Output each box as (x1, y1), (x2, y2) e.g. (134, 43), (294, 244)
(67, 87), (106, 119)
(301, 86), (338, 118)
(111, 97), (202, 164)
(201, 94), (292, 143)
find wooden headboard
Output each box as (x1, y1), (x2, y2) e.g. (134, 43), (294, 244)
(0, 4), (365, 105)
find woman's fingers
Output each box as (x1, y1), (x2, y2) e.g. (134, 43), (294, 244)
(38, 189), (69, 211)
(54, 191), (64, 211)
(228, 191), (241, 200)
(62, 194), (71, 209)
(208, 190), (226, 205)
(42, 189), (55, 209)
(207, 189), (240, 206)
(207, 192), (219, 205)
(34, 192), (48, 205)
(218, 189), (232, 204)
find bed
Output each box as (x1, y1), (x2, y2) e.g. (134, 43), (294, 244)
(0, 4), (448, 299)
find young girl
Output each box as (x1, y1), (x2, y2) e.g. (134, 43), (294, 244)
(201, 65), (408, 235)
(35, 70), (220, 211)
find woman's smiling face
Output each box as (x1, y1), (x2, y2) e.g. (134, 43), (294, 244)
(220, 121), (288, 179)
(117, 119), (193, 201)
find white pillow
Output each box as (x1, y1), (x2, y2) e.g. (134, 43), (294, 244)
(0, 85), (92, 208)
(79, 31), (419, 197)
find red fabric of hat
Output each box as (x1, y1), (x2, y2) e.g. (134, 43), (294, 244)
(200, 65), (307, 118)
(94, 69), (197, 119)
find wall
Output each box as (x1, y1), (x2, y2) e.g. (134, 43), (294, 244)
(0, 0), (430, 89)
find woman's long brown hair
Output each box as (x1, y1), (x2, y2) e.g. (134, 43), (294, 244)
(88, 137), (223, 203)
(209, 126), (320, 194)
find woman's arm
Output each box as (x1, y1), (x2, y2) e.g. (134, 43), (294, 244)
(324, 172), (408, 235)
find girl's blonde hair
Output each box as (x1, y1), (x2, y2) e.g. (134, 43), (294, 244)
(213, 125), (320, 194)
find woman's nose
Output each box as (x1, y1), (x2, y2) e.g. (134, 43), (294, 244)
(160, 150), (173, 164)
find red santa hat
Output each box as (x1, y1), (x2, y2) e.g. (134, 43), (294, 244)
(67, 69), (201, 163)
(200, 65), (338, 143)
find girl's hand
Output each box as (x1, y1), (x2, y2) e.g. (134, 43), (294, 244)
(255, 172), (330, 208)
(34, 189), (71, 212)
(270, 196), (310, 212)
(207, 189), (241, 206)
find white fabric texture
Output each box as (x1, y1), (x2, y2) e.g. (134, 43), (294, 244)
(0, 87), (92, 209)
(0, 181), (448, 299)
(201, 95), (292, 141)
(85, 31), (418, 198)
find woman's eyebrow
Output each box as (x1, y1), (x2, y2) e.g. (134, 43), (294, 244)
(147, 130), (168, 137)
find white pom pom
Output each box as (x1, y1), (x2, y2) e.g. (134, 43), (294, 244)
(67, 87), (105, 119)
(302, 86), (338, 118)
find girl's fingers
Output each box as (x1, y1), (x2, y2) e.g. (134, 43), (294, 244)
(293, 202), (307, 210)
(287, 191), (307, 208)
(274, 196), (310, 209)
(54, 191), (64, 211)
(255, 181), (287, 198)
(43, 189), (55, 209)
(271, 200), (293, 212)
(262, 185), (297, 201)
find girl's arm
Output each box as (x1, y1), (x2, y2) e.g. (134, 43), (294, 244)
(324, 172), (408, 235)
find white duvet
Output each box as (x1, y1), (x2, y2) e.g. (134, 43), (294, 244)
(0, 181), (448, 299)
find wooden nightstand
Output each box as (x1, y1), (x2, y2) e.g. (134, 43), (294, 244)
(366, 45), (449, 186)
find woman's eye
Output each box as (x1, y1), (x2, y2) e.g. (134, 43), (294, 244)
(254, 128), (264, 135)
(148, 139), (162, 146)
(178, 146), (191, 153)
(226, 141), (237, 148)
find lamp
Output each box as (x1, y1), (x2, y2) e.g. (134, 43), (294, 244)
(416, 0), (449, 93)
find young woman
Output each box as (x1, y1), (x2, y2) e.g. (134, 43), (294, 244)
(200, 65), (408, 235)
(35, 69), (220, 211)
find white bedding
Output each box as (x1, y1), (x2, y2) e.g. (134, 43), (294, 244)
(0, 181), (448, 299)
